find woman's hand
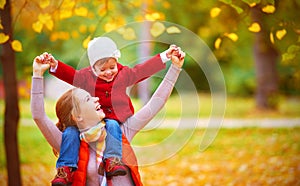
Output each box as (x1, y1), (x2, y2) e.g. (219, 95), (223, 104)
(33, 55), (50, 77)
(171, 49), (185, 68)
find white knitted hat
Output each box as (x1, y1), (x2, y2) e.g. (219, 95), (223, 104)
(87, 37), (121, 67)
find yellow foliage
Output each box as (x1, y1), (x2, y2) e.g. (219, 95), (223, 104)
(210, 7), (221, 18)
(11, 40), (23, 52)
(79, 25), (87, 33)
(0, 32), (9, 44)
(131, 1), (142, 7)
(166, 26), (181, 34)
(75, 7), (88, 17)
(98, 5), (107, 17)
(71, 31), (79, 38)
(214, 37), (222, 49)
(44, 19), (53, 31)
(59, 0), (75, 19)
(224, 33), (238, 42)
(134, 15), (144, 22)
(276, 29), (287, 40)
(61, 0), (75, 9)
(150, 22), (165, 38)
(262, 5), (276, 14)
(145, 12), (161, 21)
(39, 0), (50, 9)
(117, 27), (136, 40)
(249, 3), (257, 7)
(50, 32), (70, 41)
(32, 21), (43, 33)
(89, 25), (96, 33)
(162, 1), (170, 9)
(248, 22), (261, 33)
(270, 32), (275, 44)
(0, 20), (2, 29)
(0, 0), (5, 9)
(38, 13), (51, 24)
(104, 22), (118, 33)
(60, 10), (73, 19)
(82, 36), (91, 49)
(32, 13), (53, 33)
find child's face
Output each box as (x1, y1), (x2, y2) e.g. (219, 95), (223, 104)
(93, 58), (118, 82)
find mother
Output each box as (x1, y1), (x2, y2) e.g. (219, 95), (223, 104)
(31, 54), (184, 185)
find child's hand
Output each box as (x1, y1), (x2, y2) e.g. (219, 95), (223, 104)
(171, 49), (185, 68)
(33, 56), (50, 77)
(166, 44), (179, 59)
(41, 52), (58, 69)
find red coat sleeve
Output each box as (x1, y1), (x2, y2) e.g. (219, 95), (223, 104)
(49, 61), (80, 86)
(121, 54), (166, 86)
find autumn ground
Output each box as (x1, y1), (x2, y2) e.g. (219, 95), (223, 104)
(0, 126), (300, 186)
(1, 96), (300, 185)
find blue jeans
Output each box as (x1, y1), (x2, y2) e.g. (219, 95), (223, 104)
(103, 119), (122, 159)
(56, 126), (80, 170)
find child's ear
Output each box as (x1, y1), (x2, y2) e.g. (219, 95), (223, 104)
(72, 114), (83, 122)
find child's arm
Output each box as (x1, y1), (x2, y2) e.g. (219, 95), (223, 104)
(38, 52), (80, 86)
(122, 45), (179, 86)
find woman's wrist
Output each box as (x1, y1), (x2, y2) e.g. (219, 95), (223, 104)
(33, 69), (44, 77)
(170, 63), (182, 71)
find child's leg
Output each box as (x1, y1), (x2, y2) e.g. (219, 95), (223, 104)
(102, 119), (126, 177)
(56, 126), (80, 169)
(52, 126), (80, 186)
(103, 119), (122, 159)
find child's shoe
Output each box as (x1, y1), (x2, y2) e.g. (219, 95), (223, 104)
(104, 157), (127, 177)
(51, 166), (73, 186)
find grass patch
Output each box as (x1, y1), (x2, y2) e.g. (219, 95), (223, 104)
(1, 94), (300, 124)
(0, 125), (300, 185)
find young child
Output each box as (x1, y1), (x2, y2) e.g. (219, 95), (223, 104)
(39, 37), (181, 185)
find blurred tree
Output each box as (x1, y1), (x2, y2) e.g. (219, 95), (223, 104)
(162, 0), (299, 109)
(211, 0), (300, 109)
(0, 1), (21, 185)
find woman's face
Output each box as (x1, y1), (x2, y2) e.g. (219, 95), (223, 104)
(74, 89), (105, 128)
(93, 58), (118, 82)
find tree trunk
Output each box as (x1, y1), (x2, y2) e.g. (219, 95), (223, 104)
(252, 6), (279, 110)
(137, 3), (151, 105)
(0, 1), (22, 185)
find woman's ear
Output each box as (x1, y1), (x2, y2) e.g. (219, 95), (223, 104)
(72, 114), (83, 122)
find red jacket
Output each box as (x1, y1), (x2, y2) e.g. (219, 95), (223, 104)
(50, 54), (166, 123)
